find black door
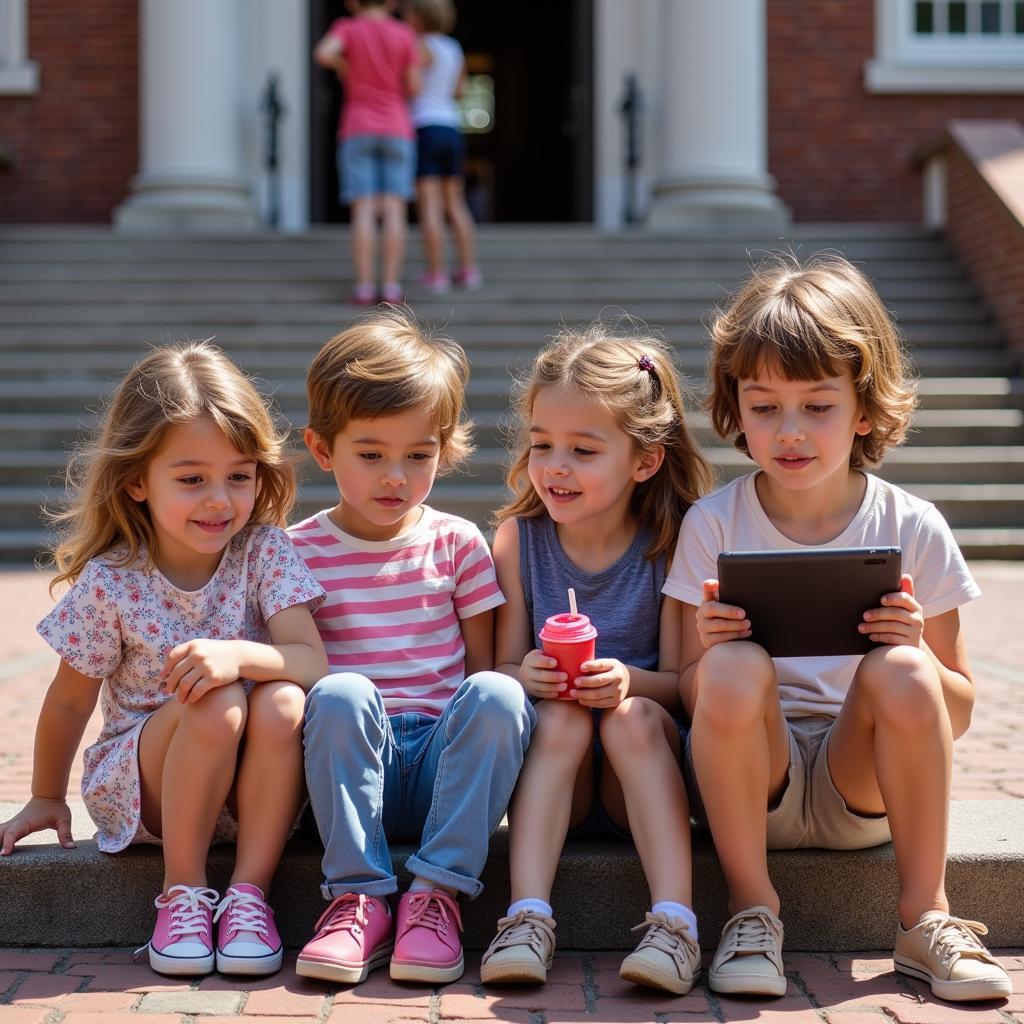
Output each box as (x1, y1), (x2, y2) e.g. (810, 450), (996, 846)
(309, 0), (592, 223)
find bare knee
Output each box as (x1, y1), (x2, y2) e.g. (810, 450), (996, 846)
(178, 681), (248, 746)
(532, 699), (593, 760)
(600, 696), (664, 753)
(855, 645), (944, 730)
(246, 681), (305, 748)
(694, 641), (776, 732)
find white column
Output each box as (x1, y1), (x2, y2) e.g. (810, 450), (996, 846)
(648, 0), (788, 230)
(115, 0), (256, 232)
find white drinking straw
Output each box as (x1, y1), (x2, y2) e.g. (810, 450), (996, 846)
(568, 587), (578, 617)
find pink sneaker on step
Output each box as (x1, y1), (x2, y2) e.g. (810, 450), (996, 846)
(295, 893), (394, 984)
(390, 888), (464, 983)
(145, 885), (219, 976)
(214, 883), (283, 975)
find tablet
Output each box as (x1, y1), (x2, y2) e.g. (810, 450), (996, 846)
(717, 547), (902, 658)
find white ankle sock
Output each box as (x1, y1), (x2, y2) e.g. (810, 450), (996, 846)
(409, 877), (435, 894)
(507, 898), (553, 919)
(652, 901), (698, 941)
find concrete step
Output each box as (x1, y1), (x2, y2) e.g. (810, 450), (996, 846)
(0, 799), (1020, 951)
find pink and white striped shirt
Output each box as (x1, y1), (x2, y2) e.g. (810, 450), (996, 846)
(288, 506), (504, 716)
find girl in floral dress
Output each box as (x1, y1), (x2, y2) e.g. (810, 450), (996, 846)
(0, 343), (327, 978)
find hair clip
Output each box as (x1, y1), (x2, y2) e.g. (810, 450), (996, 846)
(637, 355), (656, 373)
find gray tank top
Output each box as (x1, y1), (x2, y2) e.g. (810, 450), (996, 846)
(517, 516), (666, 671)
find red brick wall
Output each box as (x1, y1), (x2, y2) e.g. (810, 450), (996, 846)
(944, 147), (1024, 351)
(767, 0), (1024, 222)
(0, 0), (137, 223)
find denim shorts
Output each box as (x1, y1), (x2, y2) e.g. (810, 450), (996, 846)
(337, 134), (415, 203)
(567, 708), (689, 842)
(415, 125), (465, 179)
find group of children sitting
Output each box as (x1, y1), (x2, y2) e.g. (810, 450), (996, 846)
(0, 254), (1011, 1004)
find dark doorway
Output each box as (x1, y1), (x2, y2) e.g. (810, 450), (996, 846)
(308, 0), (592, 223)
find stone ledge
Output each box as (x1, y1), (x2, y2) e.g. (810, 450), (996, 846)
(1, 800), (1021, 951)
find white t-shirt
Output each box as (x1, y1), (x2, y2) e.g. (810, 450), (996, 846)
(411, 33), (463, 129)
(663, 472), (980, 718)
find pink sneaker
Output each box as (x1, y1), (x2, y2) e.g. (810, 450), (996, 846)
(351, 283), (377, 306)
(214, 883), (283, 975)
(452, 267), (483, 290)
(389, 888), (464, 983)
(418, 271), (450, 294)
(144, 884), (218, 976)
(295, 893), (394, 984)
(380, 281), (404, 304)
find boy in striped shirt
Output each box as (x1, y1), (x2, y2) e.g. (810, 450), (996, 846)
(289, 308), (535, 986)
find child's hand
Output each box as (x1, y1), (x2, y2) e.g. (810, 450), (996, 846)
(696, 579), (751, 649)
(161, 639), (242, 703)
(572, 659), (630, 708)
(0, 796), (75, 856)
(520, 648), (569, 699)
(860, 574), (924, 648)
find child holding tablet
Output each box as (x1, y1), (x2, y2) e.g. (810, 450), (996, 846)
(665, 254), (1011, 1003)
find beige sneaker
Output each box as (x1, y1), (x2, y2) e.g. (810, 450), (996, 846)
(894, 911), (1012, 1002)
(619, 911), (701, 995)
(479, 910), (556, 985)
(708, 905), (787, 997)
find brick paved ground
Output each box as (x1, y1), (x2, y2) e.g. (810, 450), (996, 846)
(1, 565), (1022, 1022)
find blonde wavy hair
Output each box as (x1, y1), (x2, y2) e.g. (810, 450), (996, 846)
(48, 342), (297, 593)
(495, 324), (714, 562)
(708, 253), (917, 469)
(306, 306), (474, 474)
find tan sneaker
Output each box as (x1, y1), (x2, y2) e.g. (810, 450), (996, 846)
(708, 905), (786, 997)
(479, 910), (556, 985)
(894, 911), (1012, 1002)
(619, 911), (701, 995)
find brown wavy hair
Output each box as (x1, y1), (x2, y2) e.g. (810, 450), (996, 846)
(495, 324), (714, 562)
(707, 253), (917, 469)
(47, 342), (297, 593)
(306, 305), (474, 474)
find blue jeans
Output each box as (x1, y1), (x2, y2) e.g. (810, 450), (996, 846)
(303, 671), (535, 900)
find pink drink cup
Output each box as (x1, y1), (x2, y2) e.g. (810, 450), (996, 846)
(539, 612), (598, 700)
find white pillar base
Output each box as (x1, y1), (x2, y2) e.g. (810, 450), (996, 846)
(115, 173), (257, 233)
(649, 172), (790, 231)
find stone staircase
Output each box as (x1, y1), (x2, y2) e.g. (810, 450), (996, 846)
(0, 223), (1022, 564)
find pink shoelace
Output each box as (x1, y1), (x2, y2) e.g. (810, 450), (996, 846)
(314, 893), (374, 937)
(403, 890), (462, 938)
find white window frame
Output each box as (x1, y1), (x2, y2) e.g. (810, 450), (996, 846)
(0, 0), (39, 95)
(865, 0), (1024, 92)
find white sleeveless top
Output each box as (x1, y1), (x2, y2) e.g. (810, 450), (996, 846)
(411, 33), (463, 129)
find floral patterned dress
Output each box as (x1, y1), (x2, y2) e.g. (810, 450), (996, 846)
(36, 525), (325, 853)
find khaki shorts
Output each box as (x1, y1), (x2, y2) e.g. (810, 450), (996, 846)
(684, 715), (891, 851)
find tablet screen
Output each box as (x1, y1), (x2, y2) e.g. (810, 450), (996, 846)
(717, 547), (902, 658)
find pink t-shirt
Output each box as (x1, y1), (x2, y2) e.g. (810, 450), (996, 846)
(288, 506), (504, 716)
(329, 15), (418, 141)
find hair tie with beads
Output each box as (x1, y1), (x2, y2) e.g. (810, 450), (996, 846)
(637, 355), (656, 373)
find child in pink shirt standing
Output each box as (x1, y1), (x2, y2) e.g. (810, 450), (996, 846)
(314, 1), (420, 305)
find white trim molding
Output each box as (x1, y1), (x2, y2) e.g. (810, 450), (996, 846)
(866, 0), (1024, 92)
(0, 0), (39, 94)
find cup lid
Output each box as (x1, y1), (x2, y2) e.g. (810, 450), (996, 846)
(540, 612), (597, 642)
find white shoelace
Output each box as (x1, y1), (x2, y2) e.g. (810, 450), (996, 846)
(630, 912), (698, 973)
(214, 888), (269, 939)
(485, 910), (555, 960)
(716, 907), (784, 968)
(921, 915), (997, 967)
(134, 884), (218, 958)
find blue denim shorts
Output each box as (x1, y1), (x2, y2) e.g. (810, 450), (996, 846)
(415, 125), (465, 179)
(338, 134), (416, 203)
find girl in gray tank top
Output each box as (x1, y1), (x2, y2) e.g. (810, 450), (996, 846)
(480, 325), (714, 995)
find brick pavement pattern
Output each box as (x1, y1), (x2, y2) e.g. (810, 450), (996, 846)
(1, 566), (1022, 1021)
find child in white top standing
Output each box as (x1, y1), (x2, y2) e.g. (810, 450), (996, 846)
(479, 327), (714, 995)
(289, 307), (534, 986)
(405, 0), (481, 292)
(0, 343), (327, 978)
(664, 255), (1012, 1003)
